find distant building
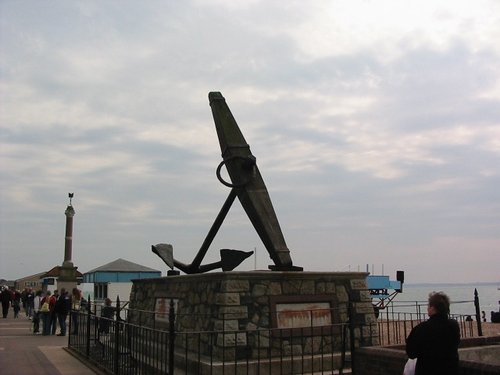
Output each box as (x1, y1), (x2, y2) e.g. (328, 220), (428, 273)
(14, 272), (45, 291)
(82, 258), (161, 302)
(2, 278), (17, 290)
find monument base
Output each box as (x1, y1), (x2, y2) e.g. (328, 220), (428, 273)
(140, 350), (348, 375)
(57, 264), (78, 292)
(130, 271), (378, 369)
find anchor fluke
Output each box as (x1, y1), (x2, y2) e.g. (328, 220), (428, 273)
(220, 249), (254, 271)
(152, 244), (174, 269)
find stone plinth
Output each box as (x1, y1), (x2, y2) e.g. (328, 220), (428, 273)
(57, 264), (78, 292)
(130, 271), (377, 367)
(58, 264), (78, 281)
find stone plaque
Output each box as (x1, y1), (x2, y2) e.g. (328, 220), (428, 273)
(154, 297), (178, 323)
(276, 302), (332, 329)
(270, 294), (340, 337)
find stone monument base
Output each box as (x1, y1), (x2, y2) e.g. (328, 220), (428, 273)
(129, 271), (377, 371)
(171, 350), (348, 375)
(57, 264), (78, 293)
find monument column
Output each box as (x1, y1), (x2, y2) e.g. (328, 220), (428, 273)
(58, 193), (78, 291)
(63, 195), (75, 267)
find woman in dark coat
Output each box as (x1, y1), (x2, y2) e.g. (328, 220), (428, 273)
(1, 287), (12, 318)
(406, 291), (460, 375)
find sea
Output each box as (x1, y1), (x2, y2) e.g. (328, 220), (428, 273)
(81, 281), (498, 320)
(388, 282), (499, 319)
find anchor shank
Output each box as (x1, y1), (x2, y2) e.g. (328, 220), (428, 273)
(209, 92), (301, 270)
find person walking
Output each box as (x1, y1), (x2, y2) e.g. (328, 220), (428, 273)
(406, 291), (460, 375)
(50, 290), (59, 334)
(12, 290), (21, 318)
(54, 288), (70, 336)
(99, 298), (115, 334)
(71, 288), (82, 334)
(26, 288), (35, 319)
(40, 291), (51, 335)
(1, 286), (12, 318)
(21, 288), (28, 317)
(32, 290), (43, 334)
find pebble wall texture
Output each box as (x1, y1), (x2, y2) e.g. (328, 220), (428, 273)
(129, 271), (377, 361)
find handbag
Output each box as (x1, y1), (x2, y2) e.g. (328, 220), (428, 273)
(403, 358), (416, 375)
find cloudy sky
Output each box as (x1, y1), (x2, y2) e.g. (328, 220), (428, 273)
(1, 0), (499, 284)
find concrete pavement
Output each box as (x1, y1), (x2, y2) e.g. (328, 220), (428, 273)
(0, 312), (98, 375)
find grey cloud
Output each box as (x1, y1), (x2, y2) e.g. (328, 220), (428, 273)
(1, 0), (499, 282)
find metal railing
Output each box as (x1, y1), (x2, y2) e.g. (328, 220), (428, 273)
(68, 298), (353, 375)
(68, 289), (485, 374)
(373, 312), (479, 347)
(372, 288), (484, 346)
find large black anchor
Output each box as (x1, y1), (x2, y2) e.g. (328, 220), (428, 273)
(152, 92), (302, 274)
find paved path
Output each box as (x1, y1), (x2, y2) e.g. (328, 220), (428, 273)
(0, 313), (98, 375)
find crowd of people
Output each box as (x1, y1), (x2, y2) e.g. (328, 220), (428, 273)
(0, 285), (83, 336)
(1, 286), (21, 318)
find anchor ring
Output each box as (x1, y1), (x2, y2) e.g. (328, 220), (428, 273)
(216, 155), (256, 188)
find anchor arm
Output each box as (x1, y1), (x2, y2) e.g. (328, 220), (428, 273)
(190, 188), (238, 271)
(153, 188), (239, 274)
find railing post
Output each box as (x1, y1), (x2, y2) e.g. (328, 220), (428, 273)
(341, 321), (348, 374)
(474, 289), (483, 336)
(114, 296), (121, 374)
(86, 295), (91, 357)
(68, 298), (73, 348)
(347, 293), (356, 374)
(168, 299), (176, 375)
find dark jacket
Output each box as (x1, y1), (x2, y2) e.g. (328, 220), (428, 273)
(406, 314), (460, 375)
(54, 293), (70, 315)
(1, 289), (12, 305)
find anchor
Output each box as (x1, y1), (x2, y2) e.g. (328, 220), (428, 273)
(153, 92), (302, 273)
(152, 244), (254, 273)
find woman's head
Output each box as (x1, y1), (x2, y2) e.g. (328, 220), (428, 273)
(427, 291), (450, 316)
